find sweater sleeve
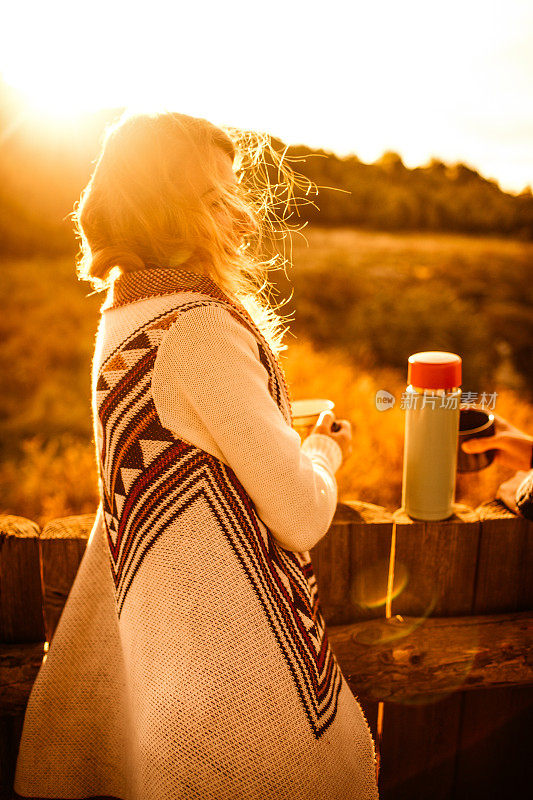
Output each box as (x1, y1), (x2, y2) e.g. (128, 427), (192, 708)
(151, 303), (343, 553)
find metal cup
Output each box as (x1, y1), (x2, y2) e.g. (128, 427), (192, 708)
(457, 406), (496, 472)
(291, 398), (335, 441)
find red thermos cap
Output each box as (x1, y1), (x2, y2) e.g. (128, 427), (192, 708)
(407, 351), (462, 390)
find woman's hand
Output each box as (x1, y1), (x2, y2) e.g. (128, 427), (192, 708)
(310, 410), (353, 461)
(461, 410), (533, 471)
(496, 470), (530, 514)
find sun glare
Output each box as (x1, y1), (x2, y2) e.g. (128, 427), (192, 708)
(2, 63), (111, 116)
(0, 0), (531, 193)
(16, 85), (84, 118)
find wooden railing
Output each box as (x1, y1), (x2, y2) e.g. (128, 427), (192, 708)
(1, 500), (532, 799)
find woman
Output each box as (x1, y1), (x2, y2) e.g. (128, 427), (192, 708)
(13, 111), (379, 799)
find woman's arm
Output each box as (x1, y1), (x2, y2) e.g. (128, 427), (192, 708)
(151, 303), (343, 553)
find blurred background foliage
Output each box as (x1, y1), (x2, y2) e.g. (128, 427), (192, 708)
(1, 78), (532, 526)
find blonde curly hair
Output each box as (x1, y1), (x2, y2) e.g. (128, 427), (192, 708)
(72, 110), (318, 357)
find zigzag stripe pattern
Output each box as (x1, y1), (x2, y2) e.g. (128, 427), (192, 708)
(95, 276), (342, 738)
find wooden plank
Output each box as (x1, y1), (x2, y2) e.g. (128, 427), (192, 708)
(0, 713), (24, 800)
(39, 514), (94, 643)
(0, 515), (45, 800)
(377, 504), (481, 800)
(2, 612), (526, 716)
(453, 501), (533, 799)
(312, 501), (394, 625)
(0, 516), (44, 643)
(0, 643), (47, 714)
(471, 500), (533, 612)
(379, 696), (464, 799)
(452, 686), (533, 799)
(328, 611), (533, 700)
(387, 504), (480, 617)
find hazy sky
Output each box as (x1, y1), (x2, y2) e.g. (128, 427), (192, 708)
(1, 0), (531, 193)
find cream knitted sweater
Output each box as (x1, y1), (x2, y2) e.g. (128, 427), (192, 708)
(13, 267), (379, 800)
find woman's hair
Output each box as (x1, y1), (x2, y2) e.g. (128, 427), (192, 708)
(72, 110), (318, 357)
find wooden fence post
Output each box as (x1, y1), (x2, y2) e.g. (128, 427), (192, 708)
(0, 516), (45, 800)
(39, 514), (95, 644)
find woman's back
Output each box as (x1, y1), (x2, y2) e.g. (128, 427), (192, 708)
(14, 267), (379, 799)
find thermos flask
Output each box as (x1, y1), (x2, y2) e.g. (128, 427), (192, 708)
(401, 351), (462, 520)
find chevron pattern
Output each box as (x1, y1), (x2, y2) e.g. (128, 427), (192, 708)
(95, 290), (342, 738)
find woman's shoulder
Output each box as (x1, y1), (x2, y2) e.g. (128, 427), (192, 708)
(153, 300), (261, 366)
(98, 291), (259, 361)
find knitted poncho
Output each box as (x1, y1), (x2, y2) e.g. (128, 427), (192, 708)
(13, 266), (379, 800)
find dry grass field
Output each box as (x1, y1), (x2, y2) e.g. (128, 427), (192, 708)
(1, 226), (532, 526)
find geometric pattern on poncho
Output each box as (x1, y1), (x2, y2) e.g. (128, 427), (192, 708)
(95, 298), (342, 738)
(109, 266), (294, 426)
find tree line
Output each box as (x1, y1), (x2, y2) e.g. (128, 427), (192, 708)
(1, 80), (532, 257)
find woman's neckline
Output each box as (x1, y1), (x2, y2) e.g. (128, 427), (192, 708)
(102, 265), (228, 311)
